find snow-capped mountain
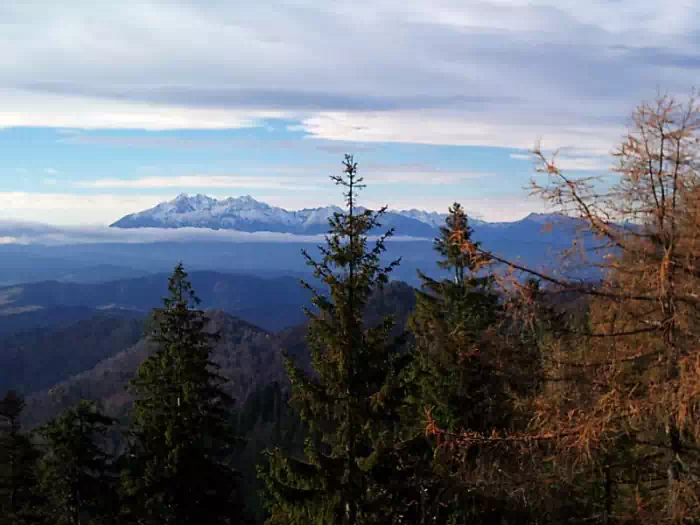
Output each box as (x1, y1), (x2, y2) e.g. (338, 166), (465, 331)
(111, 194), (443, 236)
(395, 209), (488, 229)
(396, 209), (448, 229)
(110, 194), (567, 240)
(112, 194), (300, 231)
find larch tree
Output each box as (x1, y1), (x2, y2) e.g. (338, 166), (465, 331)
(122, 263), (244, 525)
(450, 93), (700, 523)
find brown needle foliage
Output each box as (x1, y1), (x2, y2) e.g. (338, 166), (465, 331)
(428, 93), (700, 524)
(531, 93), (700, 523)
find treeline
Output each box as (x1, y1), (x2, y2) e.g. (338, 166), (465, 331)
(1, 93), (700, 524)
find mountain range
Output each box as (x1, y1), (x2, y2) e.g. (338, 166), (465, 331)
(110, 193), (474, 236)
(10, 280), (416, 428)
(0, 271), (314, 333)
(0, 205), (592, 287)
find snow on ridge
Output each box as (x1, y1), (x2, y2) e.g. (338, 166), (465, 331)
(111, 194), (558, 235)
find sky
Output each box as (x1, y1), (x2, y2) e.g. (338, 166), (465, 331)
(0, 0), (697, 226)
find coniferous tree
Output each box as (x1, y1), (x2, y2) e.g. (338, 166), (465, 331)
(122, 263), (244, 525)
(37, 400), (117, 525)
(0, 391), (43, 525)
(260, 155), (410, 524)
(399, 204), (503, 524)
(402, 204), (548, 524)
(408, 203), (504, 434)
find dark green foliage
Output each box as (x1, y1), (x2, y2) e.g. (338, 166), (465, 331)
(122, 263), (245, 525)
(0, 391), (43, 525)
(37, 400), (117, 525)
(0, 313), (144, 397)
(398, 203), (533, 524)
(408, 202), (505, 434)
(260, 156), (411, 524)
(24, 311), (276, 431)
(234, 383), (307, 524)
(434, 203), (478, 282)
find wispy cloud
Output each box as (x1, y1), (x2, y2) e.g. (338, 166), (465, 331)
(74, 162), (492, 191)
(0, 192), (173, 226)
(0, 89), (281, 130)
(509, 153), (532, 161)
(509, 151), (614, 171)
(74, 175), (319, 191)
(0, 1), (693, 151)
(0, 223), (328, 246)
(300, 111), (627, 156)
(364, 163), (495, 184)
(0, 221), (433, 246)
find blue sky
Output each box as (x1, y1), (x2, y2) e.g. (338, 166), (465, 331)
(0, 0), (697, 225)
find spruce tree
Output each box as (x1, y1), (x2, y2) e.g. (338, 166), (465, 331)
(122, 263), (243, 525)
(401, 203), (536, 524)
(37, 400), (117, 525)
(0, 391), (43, 525)
(408, 202), (504, 434)
(260, 155), (410, 524)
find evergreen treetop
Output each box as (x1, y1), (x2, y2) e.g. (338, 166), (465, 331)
(261, 155), (411, 525)
(123, 263), (243, 525)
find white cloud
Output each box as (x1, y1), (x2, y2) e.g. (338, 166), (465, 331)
(0, 1), (692, 149)
(0, 192), (173, 226)
(364, 163), (495, 184)
(0, 224), (327, 246)
(0, 89), (281, 130)
(361, 194), (550, 222)
(509, 150), (614, 172)
(300, 110), (627, 156)
(75, 163), (494, 192)
(75, 175), (319, 191)
(45, 167), (59, 175)
(0, 220), (428, 246)
(509, 153), (532, 160)
(550, 155), (615, 172)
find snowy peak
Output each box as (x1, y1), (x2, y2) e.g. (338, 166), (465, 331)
(397, 209), (447, 229)
(170, 193), (216, 213)
(111, 194), (441, 236)
(522, 212), (566, 224)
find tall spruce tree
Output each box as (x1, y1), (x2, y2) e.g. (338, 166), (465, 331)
(122, 263), (243, 525)
(37, 400), (117, 525)
(408, 202), (504, 434)
(0, 391), (43, 525)
(401, 203), (539, 524)
(260, 155), (410, 525)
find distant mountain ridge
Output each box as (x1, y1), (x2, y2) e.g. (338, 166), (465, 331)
(0, 271), (314, 332)
(21, 281), (418, 428)
(110, 193), (449, 236)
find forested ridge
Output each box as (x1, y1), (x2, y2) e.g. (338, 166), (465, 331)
(2, 94), (700, 524)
